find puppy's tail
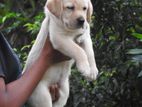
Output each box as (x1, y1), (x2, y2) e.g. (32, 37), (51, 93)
(23, 17), (50, 73)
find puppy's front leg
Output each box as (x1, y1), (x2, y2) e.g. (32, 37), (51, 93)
(51, 37), (90, 77)
(82, 36), (98, 80)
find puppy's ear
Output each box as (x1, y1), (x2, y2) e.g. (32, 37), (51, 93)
(46, 0), (63, 18)
(87, 0), (93, 22)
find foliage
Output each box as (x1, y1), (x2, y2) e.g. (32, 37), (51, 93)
(0, 0), (142, 107)
(0, 0), (45, 66)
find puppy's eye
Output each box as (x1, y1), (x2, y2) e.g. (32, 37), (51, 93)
(66, 6), (75, 10)
(83, 7), (87, 11)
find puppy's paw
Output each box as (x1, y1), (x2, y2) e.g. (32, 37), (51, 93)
(89, 67), (99, 80)
(77, 61), (91, 77)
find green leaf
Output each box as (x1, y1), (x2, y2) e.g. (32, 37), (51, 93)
(132, 55), (142, 62)
(21, 45), (31, 51)
(138, 71), (142, 78)
(127, 49), (142, 55)
(2, 12), (19, 23)
(131, 32), (142, 39)
(2, 16), (7, 23)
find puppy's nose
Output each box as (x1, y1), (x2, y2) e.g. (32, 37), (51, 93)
(77, 17), (85, 26)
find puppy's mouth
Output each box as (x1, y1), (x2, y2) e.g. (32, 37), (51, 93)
(64, 22), (85, 31)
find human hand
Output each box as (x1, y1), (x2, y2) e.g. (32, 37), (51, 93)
(49, 84), (60, 102)
(40, 37), (70, 65)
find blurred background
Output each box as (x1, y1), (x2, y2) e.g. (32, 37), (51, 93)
(0, 0), (142, 107)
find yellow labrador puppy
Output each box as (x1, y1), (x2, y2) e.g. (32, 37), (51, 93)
(24, 0), (98, 107)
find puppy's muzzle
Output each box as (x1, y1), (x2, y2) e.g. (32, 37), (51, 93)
(77, 17), (85, 27)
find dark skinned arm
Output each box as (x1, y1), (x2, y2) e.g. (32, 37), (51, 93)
(0, 38), (69, 107)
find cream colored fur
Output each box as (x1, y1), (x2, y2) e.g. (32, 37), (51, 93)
(23, 0), (98, 107)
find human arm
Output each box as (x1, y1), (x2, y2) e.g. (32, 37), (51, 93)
(0, 38), (68, 107)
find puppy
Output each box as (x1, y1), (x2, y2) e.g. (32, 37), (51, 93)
(24, 0), (98, 107)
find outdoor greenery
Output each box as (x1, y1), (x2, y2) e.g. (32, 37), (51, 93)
(0, 0), (142, 107)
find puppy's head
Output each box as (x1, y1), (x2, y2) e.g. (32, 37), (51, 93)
(46, 0), (93, 30)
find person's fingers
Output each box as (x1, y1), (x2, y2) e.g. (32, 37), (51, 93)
(49, 84), (60, 102)
(52, 50), (71, 63)
(54, 84), (60, 102)
(43, 37), (70, 64)
(49, 85), (56, 101)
